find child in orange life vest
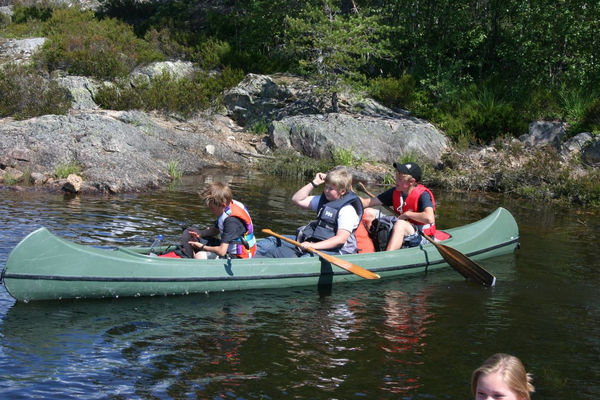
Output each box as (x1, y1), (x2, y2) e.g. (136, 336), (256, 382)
(360, 162), (439, 251)
(183, 182), (256, 259)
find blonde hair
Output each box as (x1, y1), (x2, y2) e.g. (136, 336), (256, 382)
(200, 182), (233, 207)
(325, 167), (353, 194)
(471, 353), (535, 400)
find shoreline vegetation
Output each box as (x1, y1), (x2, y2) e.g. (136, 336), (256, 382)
(1, 1), (599, 206)
(256, 146), (600, 208)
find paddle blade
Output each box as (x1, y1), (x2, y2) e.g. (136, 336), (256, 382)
(423, 234), (496, 286)
(316, 251), (380, 279)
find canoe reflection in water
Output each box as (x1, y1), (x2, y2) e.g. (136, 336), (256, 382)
(377, 288), (431, 394)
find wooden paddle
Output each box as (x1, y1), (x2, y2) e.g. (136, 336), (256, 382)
(357, 182), (496, 286)
(261, 229), (380, 280)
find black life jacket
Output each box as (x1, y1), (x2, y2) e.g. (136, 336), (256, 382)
(296, 192), (363, 254)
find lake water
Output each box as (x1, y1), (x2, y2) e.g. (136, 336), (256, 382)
(1, 170), (598, 399)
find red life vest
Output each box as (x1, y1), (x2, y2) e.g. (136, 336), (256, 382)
(217, 200), (257, 258)
(158, 251), (182, 258)
(392, 185), (449, 240)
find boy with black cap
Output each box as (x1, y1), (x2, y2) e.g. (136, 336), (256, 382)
(360, 162), (446, 251)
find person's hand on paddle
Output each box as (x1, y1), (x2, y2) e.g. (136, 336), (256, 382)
(298, 241), (313, 251)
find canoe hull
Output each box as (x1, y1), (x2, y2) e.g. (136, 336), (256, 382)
(2, 207), (519, 301)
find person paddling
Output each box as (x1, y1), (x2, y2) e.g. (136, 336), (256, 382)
(360, 162), (447, 251)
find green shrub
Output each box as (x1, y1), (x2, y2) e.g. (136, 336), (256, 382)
(54, 162), (80, 178)
(332, 147), (364, 167)
(396, 153), (418, 165)
(94, 67), (244, 117)
(524, 87), (562, 121)
(94, 80), (145, 111)
(579, 98), (600, 132)
(143, 27), (189, 60)
(20, 168), (32, 186)
(553, 169), (600, 206)
(11, 2), (53, 24)
(0, 64), (71, 119)
(36, 8), (164, 79)
(368, 74), (416, 110)
(560, 87), (600, 136)
(258, 149), (333, 180)
(249, 119), (269, 135)
(2, 172), (18, 185)
(430, 84), (527, 144)
(3, 168), (33, 186)
(560, 86), (593, 123)
(381, 173), (395, 186)
(191, 37), (231, 70)
(168, 160), (183, 180)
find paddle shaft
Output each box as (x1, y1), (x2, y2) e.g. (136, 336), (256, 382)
(357, 182), (496, 286)
(261, 229), (380, 280)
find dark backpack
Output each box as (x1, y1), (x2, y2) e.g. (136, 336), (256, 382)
(368, 216), (396, 252)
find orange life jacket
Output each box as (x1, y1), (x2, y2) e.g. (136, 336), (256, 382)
(216, 200), (257, 258)
(355, 215), (375, 253)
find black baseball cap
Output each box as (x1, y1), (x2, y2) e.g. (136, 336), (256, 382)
(393, 162), (422, 181)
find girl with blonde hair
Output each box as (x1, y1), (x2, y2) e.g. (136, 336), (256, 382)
(471, 353), (535, 400)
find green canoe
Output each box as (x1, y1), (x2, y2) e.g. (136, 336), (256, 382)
(2, 207), (519, 302)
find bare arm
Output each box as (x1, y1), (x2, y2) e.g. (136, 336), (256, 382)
(188, 240), (230, 257)
(292, 172), (326, 209)
(205, 242), (230, 257)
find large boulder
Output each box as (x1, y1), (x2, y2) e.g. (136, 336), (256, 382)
(0, 37), (46, 65)
(270, 113), (448, 165)
(223, 73), (409, 127)
(130, 61), (196, 86)
(224, 73), (446, 164)
(55, 75), (101, 110)
(582, 135), (600, 167)
(560, 132), (593, 160)
(0, 6), (13, 18)
(223, 74), (306, 126)
(520, 121), (567, 149)
(0, 111), (256, 193)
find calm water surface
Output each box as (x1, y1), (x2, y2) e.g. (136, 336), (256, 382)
(1, 171), (598, 399)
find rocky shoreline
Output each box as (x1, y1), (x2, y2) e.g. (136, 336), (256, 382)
(1, 37), (599, 198)
(1, 72), (599, 198)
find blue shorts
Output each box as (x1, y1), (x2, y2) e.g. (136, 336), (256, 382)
(403, 231), (425, 247)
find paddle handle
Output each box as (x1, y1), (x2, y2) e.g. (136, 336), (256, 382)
(358, 182), (396, 214)
(261, 229), (315, 253)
